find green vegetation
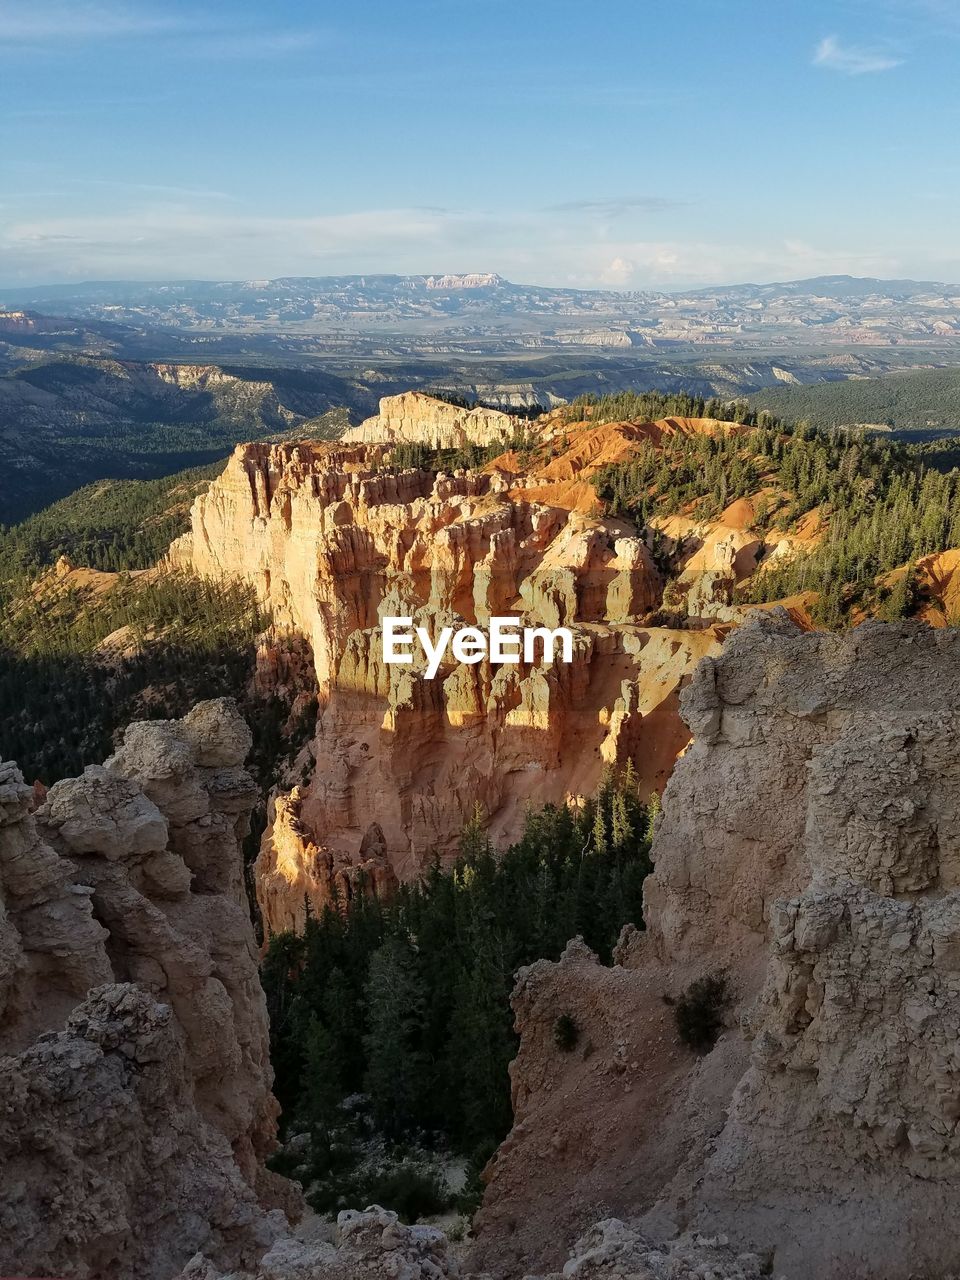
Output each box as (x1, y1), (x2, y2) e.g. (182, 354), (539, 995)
(262, 772), (653, 1216)
(0, 415), (263, 525)
(553, 1012), (579, 1052)
(0, 464), (223, 582)
(557, 389), (761, 427)
(0, 353), (355, 523)
(387, 432), (535, 474)
(593, 425), (764, 524)
(591, 416), (960, 628)
(749, 367), (960, 435)
(0, 572), (273, 784)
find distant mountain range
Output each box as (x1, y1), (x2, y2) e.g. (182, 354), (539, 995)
(4, 274), (960, 523)
(3, 274), (960, 348)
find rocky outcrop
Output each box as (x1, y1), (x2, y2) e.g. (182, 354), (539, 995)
(525, 1221), (765, 1279)
(171, 423), (725, 933)
(342, 391), (520, 449)
(0, 700), (293, 1280)
(0, 309), (46, 332)
(177, 1207), (461, 1280)
(256, 787), (398, 937)
(425, 273), (503, 290)
(178, 1208), (764, 1280)
(471, 614), (960, 1279)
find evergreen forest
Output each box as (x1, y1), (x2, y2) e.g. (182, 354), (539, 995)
(263, 774), (654, 1217)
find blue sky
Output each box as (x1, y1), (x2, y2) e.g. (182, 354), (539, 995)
(1, 0), (959, 289)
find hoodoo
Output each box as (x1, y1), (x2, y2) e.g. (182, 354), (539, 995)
(171, 408), (738, 933)
(0, 701), (294, 1280)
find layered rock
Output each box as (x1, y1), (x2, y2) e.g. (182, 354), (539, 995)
(170, 421), (727, 933)
(471, 614), (960, 1279)
(525, 1221), (765, 1280)
(257, 788), (398, 937)
(0, 700), (293, 1280)
(342, 391), (520, 449)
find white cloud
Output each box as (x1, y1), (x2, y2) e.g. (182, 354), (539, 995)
(813, 34), (903, 74)
(0, 3), (321, 55)
(548, 197), (684, 218)
(0, 205), (928, 291)
(0, 2), (186, 41)
(599, 256), (636, 285)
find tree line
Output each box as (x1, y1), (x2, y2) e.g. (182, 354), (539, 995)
(262, 770), (654, 1215)
(0, 571), (277, 784)
(0, 464), (222, 586)
(591, 418), (960, 627)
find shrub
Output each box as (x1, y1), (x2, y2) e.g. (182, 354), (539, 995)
(456, 1139), (498, 1217)
(673, 972), (730, 1053)
(360, 1161), (452, 1221)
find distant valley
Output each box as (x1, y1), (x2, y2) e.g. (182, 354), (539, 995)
(0, 353), (366, 522)
(5, 272), (960, 349)
(3, 273), (960, 522)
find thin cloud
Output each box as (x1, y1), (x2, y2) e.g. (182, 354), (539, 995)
(62, 178), (237, 201)
(0, 2), (189, 41)
(0, 4), (322, 56)
(183, 29), (324, 59)
(813, 34), (903, 74)
(548, 197), (685, 218)
(0, 205), (915, 291)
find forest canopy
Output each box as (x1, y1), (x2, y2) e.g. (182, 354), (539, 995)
(263, 773), (654, 1216)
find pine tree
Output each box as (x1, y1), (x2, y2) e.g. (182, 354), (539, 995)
(362, 936), (427, 1137)
(592, 802), (608, 856)
(445, 930), (520, 1147)
(301, 1015), (342, 1134)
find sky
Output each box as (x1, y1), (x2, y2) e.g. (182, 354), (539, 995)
(1, 0), (959, 290)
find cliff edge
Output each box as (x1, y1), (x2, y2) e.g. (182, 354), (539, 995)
(0, 700), (295, 1279)
(471, 613), (960, 1279)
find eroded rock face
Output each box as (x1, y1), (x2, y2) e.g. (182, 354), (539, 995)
(171, 424), (726, 933)
(0, 700), (293, 1280)
(471, 614), (960, 1279)
(342, 391), (519, 449)
(178, 1209), (764, 1280)
(256, 787), (398, 937)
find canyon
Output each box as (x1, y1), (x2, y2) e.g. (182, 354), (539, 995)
(8, 389), (960, 1278)
(7, 616), (960, 1277)
(171, 393), (748, 935)
(469, 612), (960, 1279)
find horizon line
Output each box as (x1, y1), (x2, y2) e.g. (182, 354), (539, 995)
(1, 270), (958, 298)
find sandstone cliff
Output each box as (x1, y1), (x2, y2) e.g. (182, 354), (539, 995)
(170, 419), (730, 936)
(0, 700), (293, 1280)
(470, 613), (960, 1279)
(342, 391), (521, 449)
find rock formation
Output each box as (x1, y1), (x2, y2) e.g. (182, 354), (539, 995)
(342, 391), (520, 449)
(176, 1208), (764, 1280)
(176, 1207), (461, 1280)
(257, 787), (398, 937)
(523, 1221), (765, 1279)
(470, 613), (960, 1279)
(0, 699), (294, 1280)
(170, 411), (733, 934)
